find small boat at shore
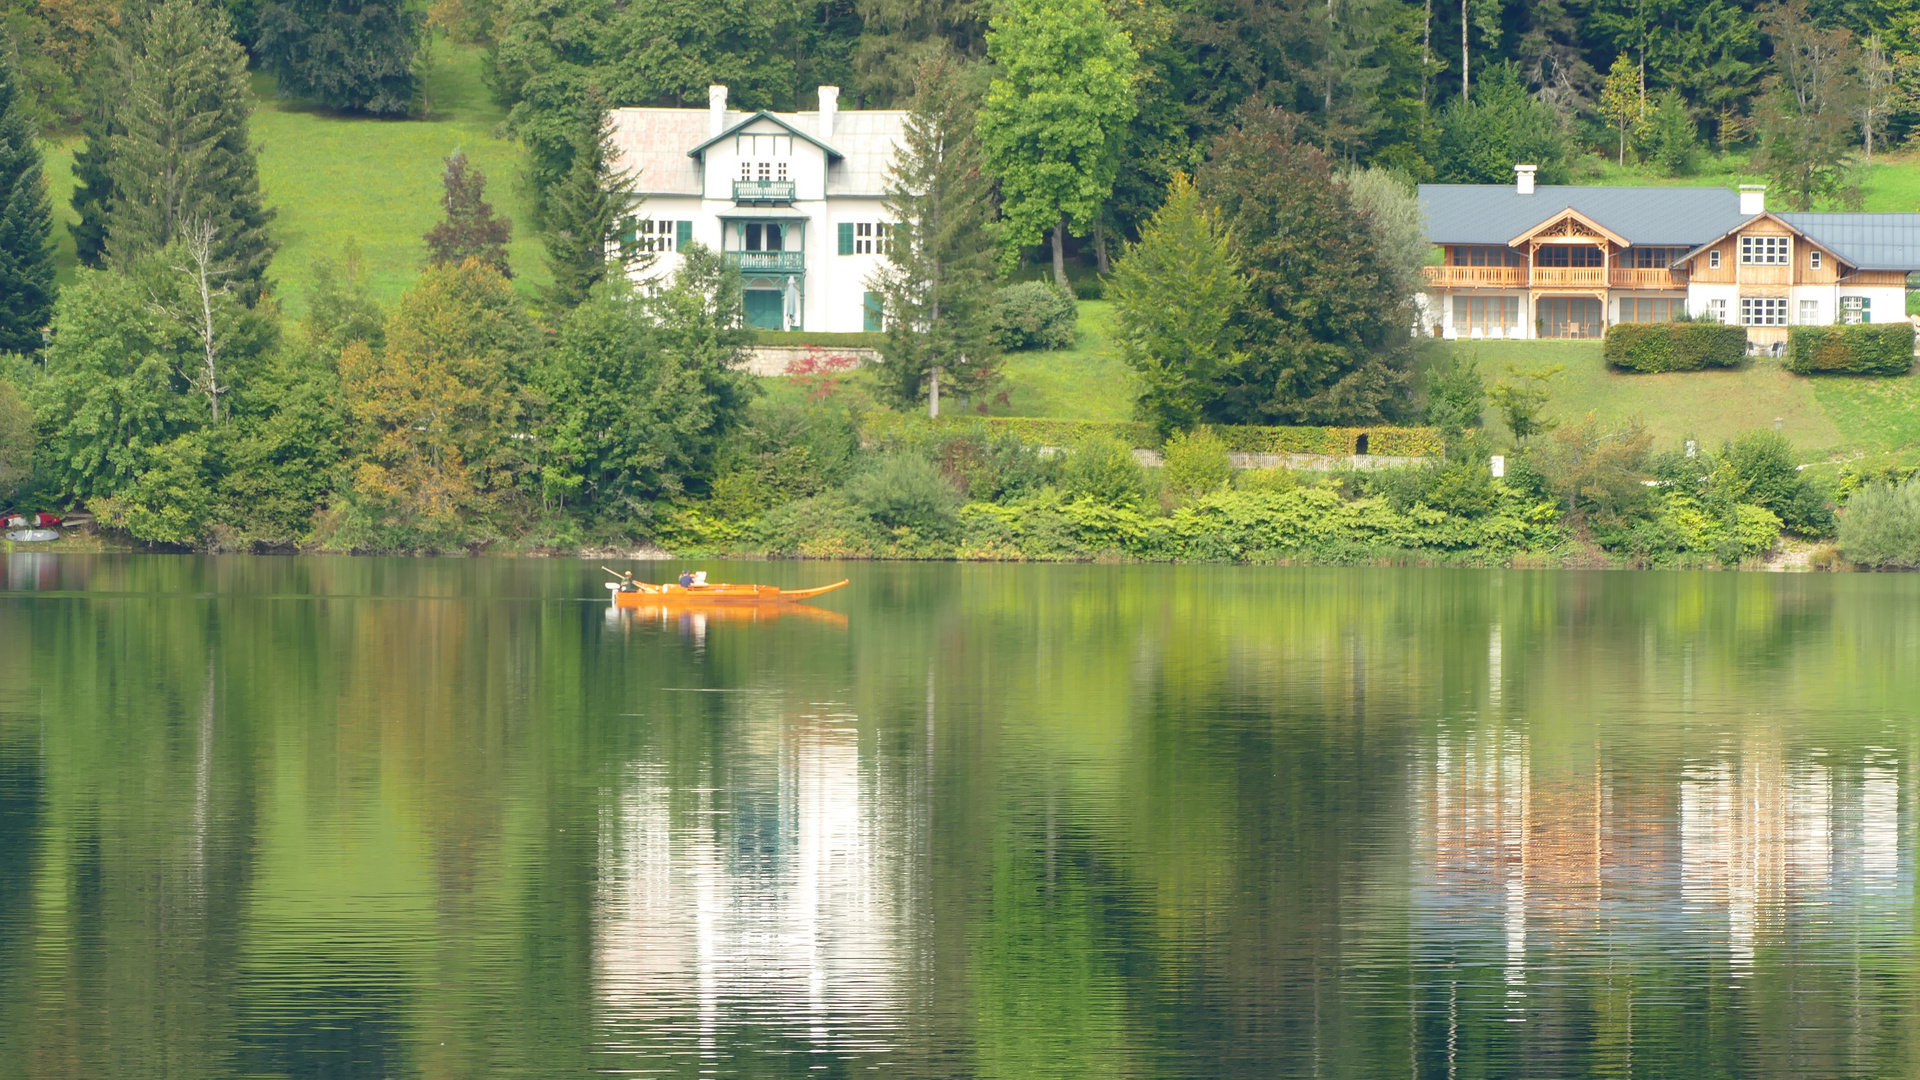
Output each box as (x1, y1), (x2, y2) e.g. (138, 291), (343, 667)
(605, 578), (850, 608)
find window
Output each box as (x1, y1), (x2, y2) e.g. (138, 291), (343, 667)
(1740, 235), (1790, 264)
(1810, 250), (1822, 271)
(1709, 250), (1721, 269)
(863, 291), (884, 332)
(1799, 300), (1820, 325)
(1535, 244), (1603, 268)
(1631, 247), (1685, 269)
(1619, 297), (1684, 323)
(736, 133), (794, 157)
(1452, 296), (1520, 336)
(1741, 297), (1788, 325)
(838, 221), (894, 256)
(743, 222), (785, 251)
(1448, 245), (1521, 267)
(620, 219), (684, 255)
(1841, 295), (1871, 324)
(1706, 298), (1727, 322)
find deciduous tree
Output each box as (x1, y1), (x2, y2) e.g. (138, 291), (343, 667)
(1599, 52), (1645, 163)
(424, 150), (514, 276)
(255, 0), (424, 115)
(1754, 0), (1861, 210)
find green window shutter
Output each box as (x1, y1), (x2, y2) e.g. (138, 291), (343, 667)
(676, 220), (692, 249)
(863, 291), (883, 332)
(838, 222), (854, 256)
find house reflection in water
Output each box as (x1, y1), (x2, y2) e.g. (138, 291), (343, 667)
(590, 702), (912, 1072)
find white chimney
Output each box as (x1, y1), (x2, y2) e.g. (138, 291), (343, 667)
(1739, 184), (1766, 215)
(708, 84), (728, 137)
(818, 85), (840, 140)
(1514, 164), (1537, 195)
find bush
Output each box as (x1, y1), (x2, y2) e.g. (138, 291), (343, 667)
(844, 453), (964, 538)
(1162, 428), (1232, 503)
(990, 282), (1078, 351)
(860, 414), (1445, 457)
(1785, 324), (1916, 376)
(1839, 479), (1920, 567)
(1062, 433), (1148, 506)
(1603, 322), (1745, 373)
(1724, 430), (1834, 535)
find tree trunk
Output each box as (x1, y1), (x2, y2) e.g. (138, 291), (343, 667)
(1093, 223), (1110, 275)
(1051, 213), (1069, 291)
(929, 367), (941, 418)
(1460, 0), (1469, 101)
(1422, 0), (1431, 106)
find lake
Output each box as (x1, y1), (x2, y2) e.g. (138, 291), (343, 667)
(1, 555), (1917, 1078)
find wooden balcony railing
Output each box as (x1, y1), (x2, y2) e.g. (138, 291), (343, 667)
(732, 179), (797, 204)
(1422, 265), (1525, 288)
(1530, 267), (1607, 288)
(1610, 268), (1685, 290)
(723, 250), (805, 274)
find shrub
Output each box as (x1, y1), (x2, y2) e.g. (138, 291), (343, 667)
(859, 414), (1445, 458)
(1162, 428), (1232, 503)
(1785, 324), (1916, 376)
(990, 282), (1078, 351)
(1604, 322), (1746, 373)
(1839, 479), (1920, 567)
(844, 453), (963, 538)
(1724, 430), (1834, 535)
(1062, 433), (1148, 506)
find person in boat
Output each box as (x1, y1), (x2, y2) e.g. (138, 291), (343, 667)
(615, 571), (640, 593)
(678, 570), (695, 587)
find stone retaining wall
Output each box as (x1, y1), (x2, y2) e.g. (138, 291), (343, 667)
(738, 345), (879, 377)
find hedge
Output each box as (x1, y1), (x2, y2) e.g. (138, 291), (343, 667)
(860, 415), (1444, 457)
(1603, 322), (1747, 372)
(752, 330), (886, 350)
(1785, 323), (1917, 376)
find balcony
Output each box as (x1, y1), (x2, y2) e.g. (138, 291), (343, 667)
(1530, 267), (1607, 288)
(733, 179), (797, 205)
(723, 250), (805, 274)
(1423, 265), (1525, 288)
(1610, 268), (1686, 290)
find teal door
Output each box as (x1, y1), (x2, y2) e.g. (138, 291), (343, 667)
(744, 289), (784, 330)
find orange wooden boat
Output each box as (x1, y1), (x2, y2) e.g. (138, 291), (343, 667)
(606, 578), (849, 608)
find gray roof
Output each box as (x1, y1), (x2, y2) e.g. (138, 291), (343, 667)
(609, 106), (907, 198)
(1418, 184), (1748, 246)
(1778, 213), (1920, 271)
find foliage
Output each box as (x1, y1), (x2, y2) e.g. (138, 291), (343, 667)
(977, 0), (1137, 289)
(1599, 53), (1646, 165)
(0, 29), (54, 354)
(1644, 89), (1698, 176)
(1487, 363), (1560, 441)
(872, 53), (999, 411)
(542, 99), (638, 311)
(255, 0), (424, 115)
(1108, 172), (1246, 437)
(1432, 65), (1572, 185)
(1753, 0), (1862, 211)
(860, 413), (1445, 457)
(1603, 322), (1746, 372)
(217, 343), (347, 543)
(424, 151), (513, 276)
(1785, 323), (1915, 375)
(1723, 429), (1833, 536)
(1341, 166), (1429, 301)
(108, 0), (276, 303)
(1533, 413), (1653, 531)
(1161, 427), (1230, 504)
(1423, 352), (1485, 436)
(68, 57), (121, 270)
(843, 451), (963, 537)
(330, 259), (540, 549)
(989, 281), (1078, 351)
(1061, 431), (1146, 506)
(1195, 106), (1413, 426)
(0, 377), (31, 494)
(1839, 478), (1920, 568)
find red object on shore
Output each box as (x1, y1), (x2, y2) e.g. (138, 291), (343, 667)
(33, 513), (59, 528)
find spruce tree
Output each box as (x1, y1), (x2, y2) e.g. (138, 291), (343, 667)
(424, 151), (514, 276)
(0, 32), (57, 354)
(542, 101), (637, 311)
(109, 0), (276, 302)
(255, 0), (423, 116)
(69, 54), (129, 271)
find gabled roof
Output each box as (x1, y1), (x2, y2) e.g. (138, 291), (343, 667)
(1419, 184), (1748, 246)
(1507, 206), (1628, 248)
(687, 110), (842, 161)
(1779, 213), (1920, 271)
(609, 106), (909, 198)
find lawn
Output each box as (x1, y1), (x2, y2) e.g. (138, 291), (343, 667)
(38, 38), (542, 315)
(996, 300), (1139, 422)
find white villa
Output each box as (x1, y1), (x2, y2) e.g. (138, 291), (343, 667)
(1418, 167), (1920, 347)
(608, 85), (905, 332)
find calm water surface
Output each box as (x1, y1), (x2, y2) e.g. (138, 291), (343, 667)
(0, 556), (1917, 1078)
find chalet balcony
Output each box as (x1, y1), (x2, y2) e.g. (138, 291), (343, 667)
(733, 179), (797, 205)
(723, 250), (805, 274)
(1530, 267), (1607, 288)
(1610, 268), (1686, 290)
(1422, 265), (1526, 288)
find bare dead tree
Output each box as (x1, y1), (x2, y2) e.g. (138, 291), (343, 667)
(147, 218), (236, 424)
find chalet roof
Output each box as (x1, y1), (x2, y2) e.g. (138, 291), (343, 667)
(1779, 213), (1920, 271)
(687, 110), (843, 161)
(1418, 184), (1748, 246)
(609, 106), (909, 199)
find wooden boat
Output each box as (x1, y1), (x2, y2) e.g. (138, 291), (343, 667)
(606, 578), (849, 608)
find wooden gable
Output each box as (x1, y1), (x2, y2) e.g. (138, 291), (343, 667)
(1507, 207), (1628, 249)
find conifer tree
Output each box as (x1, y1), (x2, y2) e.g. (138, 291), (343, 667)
(256, 0), (424, 116)
(69, 50), (130, 271)
(542, 100), (637, 311)
(871, 54), (999, 412)
(0, 32), (57, 354)
(109, 0), (276, 303)
(424, 150), (514, 276)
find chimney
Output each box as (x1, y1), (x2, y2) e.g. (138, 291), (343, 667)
(708, 84), (728, 137)
(818, 85), (840, 140)
(1740, 184), (1766, 215)
(1514, 164), (1537, 195)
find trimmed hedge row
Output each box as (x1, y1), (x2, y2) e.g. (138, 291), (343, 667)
(1785, 323), (1917, 376)
(1602, 322), (1747, 372)
(860, 414), (1445, 457)
(752, 330), (887, 349)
